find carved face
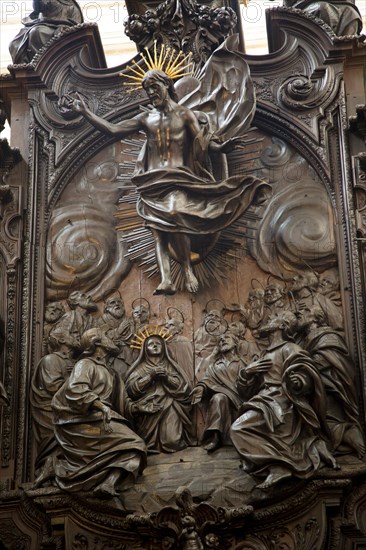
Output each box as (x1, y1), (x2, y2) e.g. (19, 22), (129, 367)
(227, 322), (245, 337)
(105, 297), (125, 319)
(218, 333), (236, 353)
(145, 9), (157, 19)
(143, 76), (169, 108)
(216, 7), (231, 26)
(44, 302), (65, 323)
(290, 274), (307, 292)
(99, 332), (120, 355)
(204, 309), (223, 334)
(319, 271), (339, 294)
(74, 292), (98, 312)
(247, 290), (263, 309)
(205, 309), (222, 323)
(164, 319), (182, 336)
(50, 326), (80, 350)
(133, 306), (149, 323)
(260, 314), (284, 333)
(264, 284), (283, 305)
(296, 307), (314, 329)
(66, 328), (81, 350)
(38, 0), (55, 14)
(145, 336), (163, 357)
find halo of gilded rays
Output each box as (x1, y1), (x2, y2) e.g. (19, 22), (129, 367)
(121, 42), (194, 92)
(129, 324), (173, 350)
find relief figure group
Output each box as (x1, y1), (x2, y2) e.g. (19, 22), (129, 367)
(30, 266), (365, 497)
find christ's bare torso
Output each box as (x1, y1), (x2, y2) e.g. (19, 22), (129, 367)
(136, 105), (200, 170)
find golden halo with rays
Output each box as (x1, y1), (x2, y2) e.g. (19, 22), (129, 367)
(121, 42), (193, 92)
(129, 324), (173, 350)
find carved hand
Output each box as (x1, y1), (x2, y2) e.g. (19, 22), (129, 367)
(245, 358), (272, 374)
(101, 404), (113, 433)
(190, 385), (204, 405)
(152, 367), (168, 380)
(61, 92), (87, 114)
(219, 136), (247, 154)
(135, 395), (163, 415)
(94, 400), (113, 433)
(117, 319), (132, 339)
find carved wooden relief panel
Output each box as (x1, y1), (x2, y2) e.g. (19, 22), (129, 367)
(1, 1), (366, 548)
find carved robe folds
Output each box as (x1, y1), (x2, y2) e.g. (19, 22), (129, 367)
(126, 339), (193, 452)
(231, 344), (331, 480)
(200, 355), (246, 445)
(52, 358), (146, 492)
(31, 351), (74, 472)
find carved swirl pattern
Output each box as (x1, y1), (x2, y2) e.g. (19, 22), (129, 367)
(260, 137), (292, 167)
(249, 181), (336, 276)
(279, 75), (315, 110)
(46, 204), (117, 297)
(277, 61), (336, 112)
(46, 151), (131, 300)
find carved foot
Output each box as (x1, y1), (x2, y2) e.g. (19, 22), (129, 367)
(93, 483), (119, 499)
(257, 468), (292, 490)
(153, 282), (177, 295)
(204, 432), (221, 453)
(32, 457), (55, 489)
(185, 271), (199, 294)
(316, 439), (340, 469)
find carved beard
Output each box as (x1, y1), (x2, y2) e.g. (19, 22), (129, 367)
(107, 307), (124, 320)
